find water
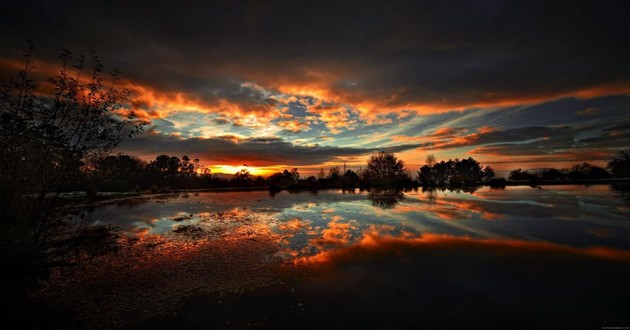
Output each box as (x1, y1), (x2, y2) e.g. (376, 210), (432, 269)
(50, 185), (630, 329)
(90, 185), (630, 254)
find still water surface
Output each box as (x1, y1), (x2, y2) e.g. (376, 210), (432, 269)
(93, 185), (630, 255)
(59, 185), (630, 329)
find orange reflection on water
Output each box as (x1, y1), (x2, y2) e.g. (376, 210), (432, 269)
(457, 201), (503, 221)
(288, 228), (630, 265)
(395, 196), (502, 221)
(311, 215), (357, 247)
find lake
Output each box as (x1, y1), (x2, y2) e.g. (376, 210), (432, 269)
(40, 185), (630, 329)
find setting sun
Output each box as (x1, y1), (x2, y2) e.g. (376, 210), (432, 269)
(208, 164), (275, 176)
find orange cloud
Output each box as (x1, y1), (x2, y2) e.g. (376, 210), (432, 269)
(276, 119), (311, 133)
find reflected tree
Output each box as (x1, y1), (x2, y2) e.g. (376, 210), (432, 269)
(368, 189), (405, 209)
(610, 183), (630, 206)
(421, 187), (438, 205)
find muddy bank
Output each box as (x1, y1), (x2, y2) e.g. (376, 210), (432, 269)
(33, 211), (316, 329)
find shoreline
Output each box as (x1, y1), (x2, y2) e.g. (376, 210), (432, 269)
(54, 178), (630, 203)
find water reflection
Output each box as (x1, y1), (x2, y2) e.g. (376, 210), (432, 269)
(367, 189), (404, 209)
(82, 185), (630, 261)
(611, 182), (630, 206)
(48, 185), (630, 328)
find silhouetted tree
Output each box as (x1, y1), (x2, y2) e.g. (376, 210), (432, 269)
(425, 154), (436, 167)
(180, 155), (198, 176)
(568, 163), (610, 180)
(418, 157), (489, 186)
(418, 164), (433, 186)
(288, 168), (300, 183)
(608, 148), (630, 178)
(0, 45), (144, 275)
(432, 160), (453, 185)
(327, 166), (341, 182)
(482, 166), (495, 181)
(508, 169), (539, 181)
(232, 168), (252, 185)
(450, 157), (483, 185)
(342, 169), (360, 188)
(303, 175), (318, 185)
(317, 167), (326, 179)
(365, 151), (407, 188)
(268, 168), (301, 188)
(88, 154), (145, 191)
(540, 168), (567, 180)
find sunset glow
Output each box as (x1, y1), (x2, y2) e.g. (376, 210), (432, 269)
(1, 1), (627, 175)
(208, 165), (276, 176)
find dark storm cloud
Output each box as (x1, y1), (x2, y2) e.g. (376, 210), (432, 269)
(1, 0), (629, 109)
(577, 132), (630, 149)
(449, 124), (629, 157)
(603, 122), (630, 133)
(409, 125), (584, 152)
(117, 129), (421, 166)
(2, 0), (629, 168)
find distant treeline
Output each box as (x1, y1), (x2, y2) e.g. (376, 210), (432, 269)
(84, 149), (630, 193)
(417, 156), (496, 187)
(507, 159), (627, 182)
(508, 164), (608, 181)
(85, 151), (416, 192)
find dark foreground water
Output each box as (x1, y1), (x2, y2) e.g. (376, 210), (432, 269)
(37, 185), (630, 329)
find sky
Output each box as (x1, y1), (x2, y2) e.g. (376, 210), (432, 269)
(1, 0), (629, 176)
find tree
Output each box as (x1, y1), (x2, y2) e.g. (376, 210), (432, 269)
(425, 154), (436, 167)
(432, 160), (453, 184)
(88, 154), (145, 191)
(0, 46), (144, 274)
(232, 168), (251, 182)
(342, 169), (359, 188)
(541, 168), (566, 180)
(327, 166), (341, 181)
(147, 154), (182, 182)
(451, 157), (483, 184)
(418, 165), (433, 186)
(364, 151), (407, 188)
(317, 167), (326, 179)
(180, 155), (198, 176)
(482, 166), (495, 181)
(288, 168), (300, 183)
(508, 169), (538, 181)
(568, 163), (610, 180)
(608, 148), (630, 178)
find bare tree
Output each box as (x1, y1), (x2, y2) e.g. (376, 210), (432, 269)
(0, 44), (145, 272)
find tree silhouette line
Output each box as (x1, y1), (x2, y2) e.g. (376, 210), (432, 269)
(417, 155), (496, 187)
(83, 151), (416, 193)
(508, 151), (629, 182)
(81, 148), (630, 193)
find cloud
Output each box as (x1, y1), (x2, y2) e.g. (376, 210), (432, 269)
(117, 129), (421, 166)
(2, 1), (630, 169)
(577, 107), (600, 116)
(416, 126), (580, 151)
(2, 0), (629, 120)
